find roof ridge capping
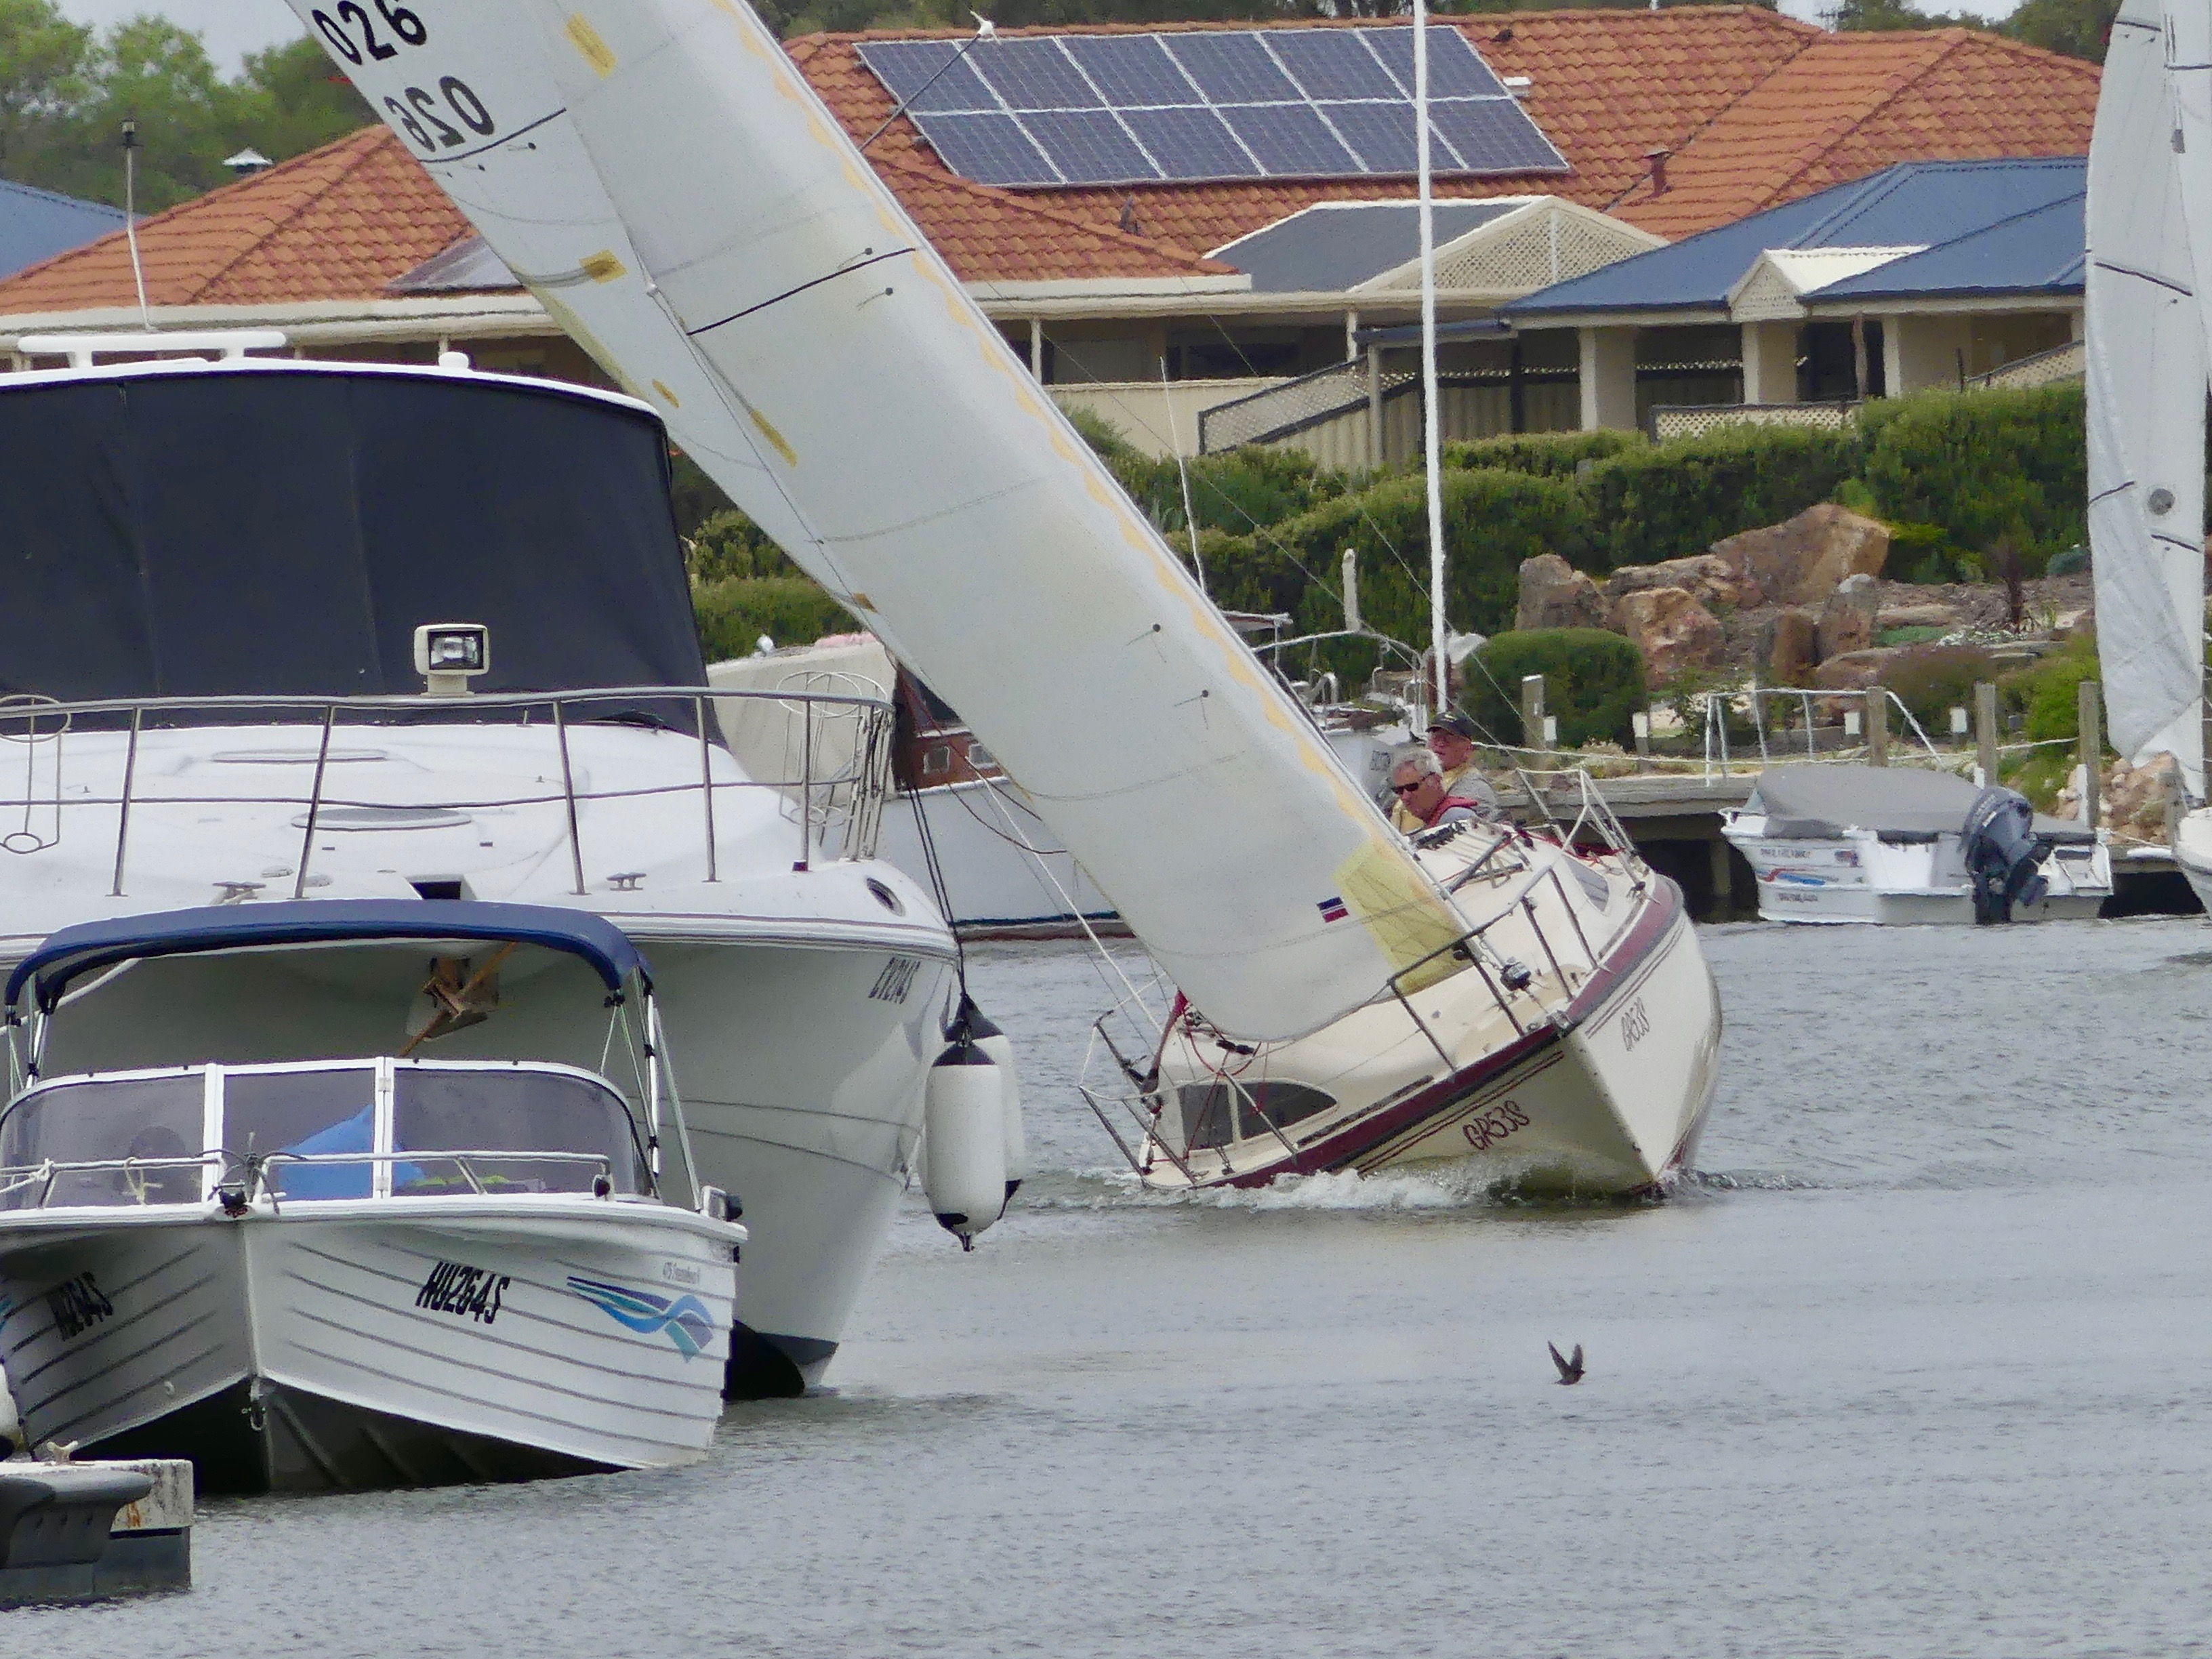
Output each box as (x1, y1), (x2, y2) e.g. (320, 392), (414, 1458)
(802, 6), (1811, 41)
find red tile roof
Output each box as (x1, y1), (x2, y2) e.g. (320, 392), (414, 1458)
(1609, 28), (2102, 237)
(0, 9), (2104, 318)
(0, 125), (470, 313)
(790, 7), (1819, 254)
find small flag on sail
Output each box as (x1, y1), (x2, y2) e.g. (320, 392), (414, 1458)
(1317, 895), (1349, 923)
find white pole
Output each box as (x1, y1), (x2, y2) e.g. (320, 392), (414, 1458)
(1414, 3), (1448, 714)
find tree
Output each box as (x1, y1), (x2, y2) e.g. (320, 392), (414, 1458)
(1999, 0), (2118, 60)
(1826, 0), (1986, 33)
(0, 9), (373, 211)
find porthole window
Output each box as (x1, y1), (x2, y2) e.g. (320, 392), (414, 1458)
(866, 878), (904, 914)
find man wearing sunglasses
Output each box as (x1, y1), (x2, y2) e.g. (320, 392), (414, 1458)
(1388, 749), (1483, 831)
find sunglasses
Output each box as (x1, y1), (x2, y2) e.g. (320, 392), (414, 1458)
(1391, 780), (1425, 795)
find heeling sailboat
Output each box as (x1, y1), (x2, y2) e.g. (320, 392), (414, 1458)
(2086, 0), (2212, 905)
(297, 1), (1721, 1197)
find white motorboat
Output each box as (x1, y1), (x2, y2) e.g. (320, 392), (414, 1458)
(1721, 765), (2112, 924)
(0, 342), (961, 1396)
(294, 0), (1719, 1206)
(710, 636), (1118, 938)
(1088, 785), (1719, 1196)
(0, 900), (745, 1493)
(2086, 0), (2212, 908)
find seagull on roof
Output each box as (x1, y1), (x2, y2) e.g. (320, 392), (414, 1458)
(1548, 1342), (1584, 1385)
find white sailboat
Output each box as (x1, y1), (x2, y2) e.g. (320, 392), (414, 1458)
(295, 1), (1721, 1196)
(2087, 0), (2212, 903)
(0, 901), (745, 1493)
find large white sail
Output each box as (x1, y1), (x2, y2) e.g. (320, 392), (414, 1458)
(2089, 0), (2207, 798)
(287, 0), (1465, 1038)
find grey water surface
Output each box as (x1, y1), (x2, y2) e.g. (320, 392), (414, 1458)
(18, 920), (2212, 1657)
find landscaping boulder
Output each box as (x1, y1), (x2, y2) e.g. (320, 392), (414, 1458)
(1604, 553), (1763, 613)
(1711, 504), (1890, 607)
(2104, 752), (2182, 841)
(1811, 647), (1902, 691)
(1818, 573), (1881, 661)
(1515, 554), (1605, 632)
(1760, 609), (1820, 685)
(1876, 602), (1961, 632)
(1613, 586), (1723, 685)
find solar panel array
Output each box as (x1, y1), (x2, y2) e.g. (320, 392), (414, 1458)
(856, 27), (1566, 190)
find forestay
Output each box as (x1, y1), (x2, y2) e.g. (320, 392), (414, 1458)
(2087, 0), (2207, 798)
(289, 0), (1464, 1039)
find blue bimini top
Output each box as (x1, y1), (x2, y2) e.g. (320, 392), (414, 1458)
(8, 899), (648, 1012)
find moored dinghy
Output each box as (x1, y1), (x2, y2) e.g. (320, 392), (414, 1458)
(0, 901), (744, 1493)
(1721, 764), (2110, 924)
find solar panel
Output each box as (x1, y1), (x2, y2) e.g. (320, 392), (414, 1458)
(856, 27), (1564, 189)
(1269, 31), (1401, 102)
(1063, 35), (1201, 107)
(1025, 109), (1155, 182)
(1123, 107), (1258, 180)
(907, 112), (1059, 186)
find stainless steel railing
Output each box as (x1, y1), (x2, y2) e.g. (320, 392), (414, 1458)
(0, 685), (894, 897)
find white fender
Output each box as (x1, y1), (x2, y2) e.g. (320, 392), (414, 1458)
(959, 997), (1026, 1216)
(923, 1033), (1006, 1249)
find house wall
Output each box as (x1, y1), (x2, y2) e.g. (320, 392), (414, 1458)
(1048, 377), (1281, 457)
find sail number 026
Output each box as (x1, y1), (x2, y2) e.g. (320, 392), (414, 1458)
(312, 3), (497, 154)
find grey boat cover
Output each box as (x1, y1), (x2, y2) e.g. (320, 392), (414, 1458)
(1746, 764), (2096, 844)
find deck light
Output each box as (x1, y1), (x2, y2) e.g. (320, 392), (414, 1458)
(414, 623), (490, 697)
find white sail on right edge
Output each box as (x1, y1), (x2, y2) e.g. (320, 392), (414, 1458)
(286, 0), (1467, 1040)
(2088, 0), (2207, 798)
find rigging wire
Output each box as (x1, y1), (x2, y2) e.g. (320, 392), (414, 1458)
(905, 777), (969, 1008)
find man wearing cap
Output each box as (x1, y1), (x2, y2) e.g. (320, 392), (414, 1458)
(1389, 714), (1498, 832)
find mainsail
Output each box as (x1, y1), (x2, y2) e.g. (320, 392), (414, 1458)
(287, 0), (1465, 1038)
(2087, 0), (2207, 798)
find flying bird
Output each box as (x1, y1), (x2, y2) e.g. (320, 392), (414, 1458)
(1548, 1342), (1584, 1385)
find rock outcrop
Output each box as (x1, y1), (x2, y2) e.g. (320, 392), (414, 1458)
(1515, 553), (1606, 632)
(1605, 553), (1762, 614)
(1811, 647), (1902, 691)
(2103, 752), (2182, 841)
(1613, 586), (1723, 684)
(1711, 504), (1891, 607)
(1760, 609), (1820, 685)
(1818, 573), (1881, 661)
(1876, 602), (1961, 632)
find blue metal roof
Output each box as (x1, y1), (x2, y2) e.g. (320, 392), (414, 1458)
(1502, 157), (2085, 319)
(9, 900), (648, 1010)
(0, 179), (125, 281)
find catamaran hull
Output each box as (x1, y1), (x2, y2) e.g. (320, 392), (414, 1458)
(0, 1204), (737, 1494)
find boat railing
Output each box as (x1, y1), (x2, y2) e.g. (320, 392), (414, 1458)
(0, 1147), (619, 1210)
(0, 684), (895, 897)
(1078, 788), (1643, 1175)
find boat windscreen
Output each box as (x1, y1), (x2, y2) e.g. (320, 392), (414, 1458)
(0, 368), (705, 707)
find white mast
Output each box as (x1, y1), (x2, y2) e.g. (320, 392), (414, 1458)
(1414, 3), (1448, 722)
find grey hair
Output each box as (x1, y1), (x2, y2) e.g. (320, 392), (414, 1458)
(1390, 745), (1442, 781)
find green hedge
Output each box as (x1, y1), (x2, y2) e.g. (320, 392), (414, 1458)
(693, 576), (855, 662)
(1859, 384), (2085, 569)
(1581, 424), (1860, 569)
(1440, 429), (1642, 479)
(685, 508), (803, 583)
(1462, 630), (1647, 749)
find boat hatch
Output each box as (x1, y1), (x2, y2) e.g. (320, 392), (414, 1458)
(0, 1059), (646, 1210)
(1176, 1079), (1336, 1151)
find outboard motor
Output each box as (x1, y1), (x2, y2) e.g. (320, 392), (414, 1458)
(955, 996), (1027, 1218)
(1961, 785), (2051, 924)
(922, 1006), (1007, 1250)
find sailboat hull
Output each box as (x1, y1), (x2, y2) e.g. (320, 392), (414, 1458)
(1124, 842), (1723, 1198)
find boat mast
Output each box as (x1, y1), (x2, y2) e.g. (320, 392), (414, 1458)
(1414, 2), (1448, 722)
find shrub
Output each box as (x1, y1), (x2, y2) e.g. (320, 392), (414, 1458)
(1248, 466), (1591, 687)
(1997, 631), (2104, 745)
(1462, 629), (1647, 750)
(1120, 445), (1350, 539)
(693, 575), (855, 662)
(1440, 429), (1643, 479)
(1878, 644), (2001, 737)
(685, 508), (802, 583)
(1860, 384), (2086, 569)
(1581, 423), (1860, 568)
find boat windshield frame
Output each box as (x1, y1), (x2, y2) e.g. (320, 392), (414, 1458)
(0, 1054), (655, 1213)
